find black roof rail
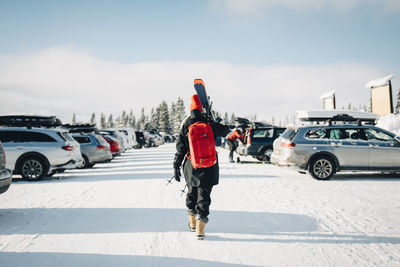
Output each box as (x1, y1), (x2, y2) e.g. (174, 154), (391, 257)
(0, 115), (62, 128)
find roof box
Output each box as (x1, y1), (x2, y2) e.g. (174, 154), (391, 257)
(297, 110), (379, 124)
(0, 115), (62, 128)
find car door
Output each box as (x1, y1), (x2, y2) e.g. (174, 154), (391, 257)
(0, 130), (24, 171)
(328, 128), (369, 167)
(365, 127), (400, 168)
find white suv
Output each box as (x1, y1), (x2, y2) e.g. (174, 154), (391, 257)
(0, 127), (83, 181)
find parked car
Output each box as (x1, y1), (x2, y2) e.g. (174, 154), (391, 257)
(270, 111), (396, 180)
(100, 130), (127, 152)
(101, 135), (121, 157)
(143, 132), (157, 147)
(117, 128), (137, 149)
(71, 133), (112, 168)
(0, 141), (12, 194)
(0, 127), (83, 181)
(234, 118), (285, 162)
(160, 132), (174, 143)
(134, 131), (146, 148)
(147, 129), (164, 146)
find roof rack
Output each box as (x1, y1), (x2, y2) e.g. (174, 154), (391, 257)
(0, 115), (62, 128)
(62, 123), (98, 133)
(297, 110), (378, 126)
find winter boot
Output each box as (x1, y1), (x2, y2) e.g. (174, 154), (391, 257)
(188, 215), (196, 232)
(196, 220), (206, 240)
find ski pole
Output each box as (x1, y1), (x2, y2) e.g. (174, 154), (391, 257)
(166, 175), (174, 186)
(180, 184), (187, 197)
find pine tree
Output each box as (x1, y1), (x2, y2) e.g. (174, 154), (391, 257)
(120, 110), (127, 127)
(144, 115), (152, 130)
(159, 101), (172, 133)
(138, 108), (146, 130)
(230, 113), (236, 124)
(395, 89), (400, 114)
(223, 112), (229, 124)
(170, 102), (176, 133)
(72, 113), (77, 124)
(150, 107), (160, 130)
(90, 113), (96, 125)
(100, 113), (106, 129)
(131, 115), (136, 129)
(107, 114), (114, 128)
(174, 97), (186, 133)
(115, 116), (121, 127)
(128, 110), (134, 128)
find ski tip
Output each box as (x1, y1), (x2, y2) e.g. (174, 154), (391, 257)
(194, 79), (205, 87)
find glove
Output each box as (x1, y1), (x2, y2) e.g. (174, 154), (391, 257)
(174, 167), (181, 182)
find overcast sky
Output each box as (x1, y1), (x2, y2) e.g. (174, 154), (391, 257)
(0, 0), (399, 123)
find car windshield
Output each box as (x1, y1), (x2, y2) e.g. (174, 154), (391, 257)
(253, 129), (273, 138)
(280, 128), (297, 140)
(59, 132), (76, 142)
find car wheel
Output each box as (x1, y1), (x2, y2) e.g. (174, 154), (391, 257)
(87, 163), (95, 168)
(20, 157), (47, 181)
(309, 156), (335, 180)
(256, 149), (273, 162)
(81, 155), (90, 169)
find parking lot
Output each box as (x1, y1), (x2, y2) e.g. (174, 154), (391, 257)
(1, 143), (400, 266)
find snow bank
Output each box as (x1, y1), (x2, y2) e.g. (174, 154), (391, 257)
(376, 113), (400, 136)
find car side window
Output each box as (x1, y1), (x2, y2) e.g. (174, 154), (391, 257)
(345, 129), (367, 140)
(0, 131), (20, 142)
(20, 132), (56, 142)
(73, 136), (91, 144)
(305, 129), (327, 139)
(365, 128), (395, 142)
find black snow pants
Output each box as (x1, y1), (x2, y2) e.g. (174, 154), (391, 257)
(227, 139), (237, 160)
(186, 186), (213, 223)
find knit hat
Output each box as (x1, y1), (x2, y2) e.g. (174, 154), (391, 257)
(190, 94), (202, 111)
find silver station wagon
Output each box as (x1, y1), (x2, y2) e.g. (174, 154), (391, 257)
(271, 111), (400, 180)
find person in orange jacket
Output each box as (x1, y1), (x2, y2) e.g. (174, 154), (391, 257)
(226, 127), (245, 162)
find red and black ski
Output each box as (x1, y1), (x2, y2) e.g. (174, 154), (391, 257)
(193, 79), (209, 108)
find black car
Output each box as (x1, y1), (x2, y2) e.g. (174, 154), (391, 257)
(235, 118), (285, 162)
(135, 131), (146, 148)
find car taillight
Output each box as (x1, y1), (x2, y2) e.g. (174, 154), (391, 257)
(62, 145), (74, 151)
(281, 142), (296, 148)
(96, 145), (107, 150)
(246, 129), (252, 145)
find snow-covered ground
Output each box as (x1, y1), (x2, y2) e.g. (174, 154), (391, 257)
(1, 144), (400, 266)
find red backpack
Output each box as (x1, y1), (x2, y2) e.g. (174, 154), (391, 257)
(187, 121), (217, 169)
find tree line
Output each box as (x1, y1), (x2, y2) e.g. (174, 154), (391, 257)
(71, 98), (238, 134)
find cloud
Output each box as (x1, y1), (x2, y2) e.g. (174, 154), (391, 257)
(0, 45), (390, 124)
(213, 0), (400, 15)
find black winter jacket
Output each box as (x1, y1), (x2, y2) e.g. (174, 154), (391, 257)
(173, 109), (230, 187)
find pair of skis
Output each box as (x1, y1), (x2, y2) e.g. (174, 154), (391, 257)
(194, 79), (214, 121)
